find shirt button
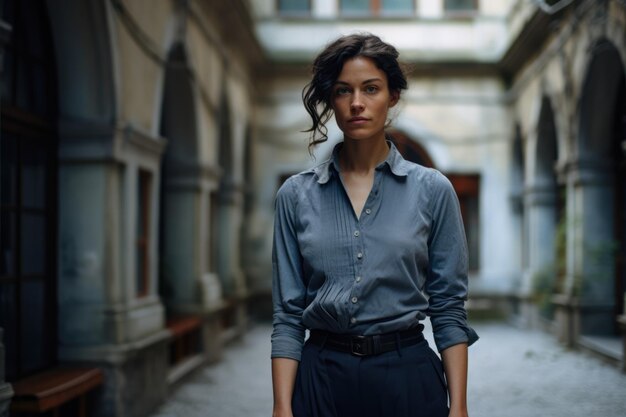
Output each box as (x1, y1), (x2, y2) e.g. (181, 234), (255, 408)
(354, 230), (360, 237)
(365, 208), (372, 215)
(355, 276), (362, 283)
(350, 317), (357, 324)
(351, 296), (358, 304)
(357, 252), (363, 259)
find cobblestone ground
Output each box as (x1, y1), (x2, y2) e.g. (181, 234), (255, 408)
(150, 321), (626, 417)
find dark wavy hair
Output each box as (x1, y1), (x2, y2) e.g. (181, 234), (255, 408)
(302, 33), (408, 154)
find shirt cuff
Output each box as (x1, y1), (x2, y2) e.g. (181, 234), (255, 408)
(434, 324), (479, 352)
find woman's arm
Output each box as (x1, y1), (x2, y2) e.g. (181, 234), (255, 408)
(272, 358), (299, 417)
(441, 343), (469, 417)
(271, 178), (306, 416)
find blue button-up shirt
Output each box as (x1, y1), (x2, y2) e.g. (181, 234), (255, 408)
(271, 141), (478, 361)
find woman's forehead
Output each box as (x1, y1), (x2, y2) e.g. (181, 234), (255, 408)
(336, 56), (387, 83)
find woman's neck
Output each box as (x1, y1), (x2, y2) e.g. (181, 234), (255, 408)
(339, 136), (390, 174)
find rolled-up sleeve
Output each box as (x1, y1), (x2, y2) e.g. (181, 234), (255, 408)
(425, 171), (479, 352)
(271, 178), (307, 361)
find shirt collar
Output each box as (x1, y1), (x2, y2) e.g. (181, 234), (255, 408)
(314, 140), (411, 184)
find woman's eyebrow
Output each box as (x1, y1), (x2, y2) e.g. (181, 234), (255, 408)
(334, 78), (383, 85)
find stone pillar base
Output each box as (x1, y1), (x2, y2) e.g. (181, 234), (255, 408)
(552, 294), (579, 347)
(511, 293), (538, 328)
(60, 330), (170, 417)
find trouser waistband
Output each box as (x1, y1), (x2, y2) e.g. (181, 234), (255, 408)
(308, 325), (425, 357)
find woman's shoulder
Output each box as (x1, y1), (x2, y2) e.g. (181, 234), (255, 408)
(404, 162), (449, 186)
(275, 161), (327, 199)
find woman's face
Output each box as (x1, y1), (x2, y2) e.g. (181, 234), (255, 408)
(331, 56), (399, 142)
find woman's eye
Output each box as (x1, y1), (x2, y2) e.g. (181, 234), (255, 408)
(335, 87), (350, 95)
(365, 85), (379, 94)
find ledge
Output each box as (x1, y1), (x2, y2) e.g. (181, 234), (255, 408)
(10, 367), (103, 413)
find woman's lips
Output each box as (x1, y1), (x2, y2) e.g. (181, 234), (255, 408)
(348, 117), (369, 124)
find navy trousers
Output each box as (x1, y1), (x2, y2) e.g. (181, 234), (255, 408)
(292, 338), (449, 417)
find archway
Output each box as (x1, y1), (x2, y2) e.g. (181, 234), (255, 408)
(387, 129), (434, 168)
(212, 91), (236, 297)
(575, 39), (626, 335)
(510, 125), (526, 274)
(525, 96), (561, 317)
(158, 42), (205, 313)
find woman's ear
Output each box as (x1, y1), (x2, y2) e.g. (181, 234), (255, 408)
(389, 90), (400, 108)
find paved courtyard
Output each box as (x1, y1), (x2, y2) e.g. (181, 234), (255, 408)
(151, 321), (626, 417)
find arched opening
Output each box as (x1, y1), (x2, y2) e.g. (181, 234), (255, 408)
(158, 43), (202, 312)
(526, 96), (561, 318)
(576, 40), (626, 336)
(510, 125), (526, 273)
(0, 0), (58, 381)
(213, 91), (236, 296)
(387, 129), (434, 168)
(242, 124), (254, 217)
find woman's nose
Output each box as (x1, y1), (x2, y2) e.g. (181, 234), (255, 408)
(350, 93), (364, 112)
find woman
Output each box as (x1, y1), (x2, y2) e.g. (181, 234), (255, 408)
(271, 33), (478, 417)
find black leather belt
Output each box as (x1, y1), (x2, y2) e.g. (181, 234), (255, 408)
(308, 325), (425, 357)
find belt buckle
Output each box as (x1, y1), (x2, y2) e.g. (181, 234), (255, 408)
(350, 335), (370, 356)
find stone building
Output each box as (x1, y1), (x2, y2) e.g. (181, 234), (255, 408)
(0, 0), (625, 417)
(0, 0), (262, 416)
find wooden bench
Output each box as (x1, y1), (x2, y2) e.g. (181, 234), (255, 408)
(166, 316), (203, 365)
(10, 367), (104, 417)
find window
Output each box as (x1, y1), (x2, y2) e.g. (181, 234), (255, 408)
(446, 174), (480, 272)
(136, 169), (152, 297)
(0, 0), (57, 381)
(277, 0), (310, 15)
(340, 0), (414, 16)
(443, 0), (478, 14)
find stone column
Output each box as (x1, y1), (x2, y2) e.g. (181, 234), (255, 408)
(57, 124), (170, 417)
(216, 182), (248, 337)
(524, 184), (558, 287)
(0, 17), (14, 417)
(567, 158), (616, 335)
(160, 162), (224, 315)
(218, 183), (247, 298)
(520, 182), (557, 326)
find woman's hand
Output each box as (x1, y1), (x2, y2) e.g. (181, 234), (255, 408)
(272, 407), (294, 417)
(448, 408), (469, 417)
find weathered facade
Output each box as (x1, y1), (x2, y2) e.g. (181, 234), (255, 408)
(0, 0), (262, 416)
(0, 1), (625, 417)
